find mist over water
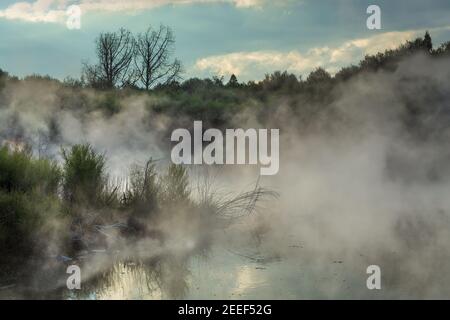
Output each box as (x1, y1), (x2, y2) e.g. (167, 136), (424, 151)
(1, 52), (450, 299)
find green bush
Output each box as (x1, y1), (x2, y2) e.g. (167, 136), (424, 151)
(96, 92), (121, 116)
(0, 147), (62, 270)
(0, 147), (61, 194)
(61, 144), (107, 207)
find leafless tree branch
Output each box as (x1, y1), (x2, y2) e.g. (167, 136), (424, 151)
(134, 25), (182, 90)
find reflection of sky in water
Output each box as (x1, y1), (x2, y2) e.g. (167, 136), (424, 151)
(79, 263), (163, 300)
(2, 245), (434, 299)
(81, 247), (380, 300)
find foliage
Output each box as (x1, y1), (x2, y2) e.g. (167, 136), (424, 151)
(0, 147), (62, 269)
(61, 144), (107, 207)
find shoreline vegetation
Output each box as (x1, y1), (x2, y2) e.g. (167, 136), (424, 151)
(0, 144), (277, 298)
(1, 30), (450, 298)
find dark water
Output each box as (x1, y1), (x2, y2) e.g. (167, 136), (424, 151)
(1, 244), (444, 299)
(0, 247), (352, 299)
(70, 247), (376, 300)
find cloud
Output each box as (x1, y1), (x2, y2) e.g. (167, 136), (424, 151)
(193, 30), (424, 80)
(0, 0), (67, 23)
(0, 0), (270, 23)
(195, 50), (316, 78)
(232, 0), (263, 8)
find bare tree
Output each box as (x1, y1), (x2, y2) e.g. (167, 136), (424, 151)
(83, 28), (135, 89)
(134, 25), (182, 90)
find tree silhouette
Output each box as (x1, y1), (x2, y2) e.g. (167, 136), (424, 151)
(424, 31), (433, 52)
(227, 74), (239, 88)
(434, 41), (450, 56)
(83, 28), (135, 89)
(261, 71), (299, 91)
(306, 67), (332, 84)
(134, 25), (182, 90)
(0, 68), (6, 89)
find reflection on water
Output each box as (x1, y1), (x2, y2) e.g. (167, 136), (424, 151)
(0, 245), (362, 299)
(4, 242), (438, 299)
(82, 263), (163, 300)
(65, 246), (366, 300)
(3, 243), (440, 299)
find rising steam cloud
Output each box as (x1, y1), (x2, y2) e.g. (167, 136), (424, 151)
(1, 51), (450, 298)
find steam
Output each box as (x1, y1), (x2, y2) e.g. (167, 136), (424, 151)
(257, 53), (450, 298)
(1, 52), (450, 298)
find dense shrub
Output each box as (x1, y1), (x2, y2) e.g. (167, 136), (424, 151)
(61, 144), (107, 207)
(0, 147), (62, 270)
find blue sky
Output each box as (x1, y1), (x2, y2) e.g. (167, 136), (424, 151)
(0, 0), (449, 82)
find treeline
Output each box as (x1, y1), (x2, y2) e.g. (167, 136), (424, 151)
(0, 31), (449, 138)
(1, 31), (449, 97)
(1, 31), (449, 143)
(2, 31), (449, 93)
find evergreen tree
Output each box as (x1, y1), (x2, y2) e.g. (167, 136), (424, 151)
(424, 31), (433, 52)
(227, 74), (239, 88)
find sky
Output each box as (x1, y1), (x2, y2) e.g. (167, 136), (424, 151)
(0, 0), (449, 82)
